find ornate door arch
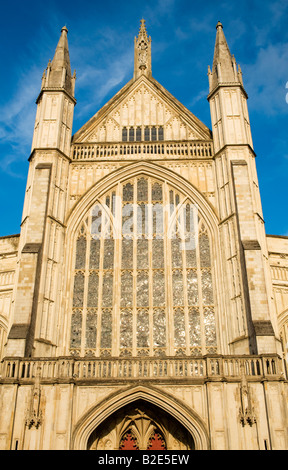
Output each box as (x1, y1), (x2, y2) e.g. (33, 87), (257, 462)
(87, 400), (195, 450)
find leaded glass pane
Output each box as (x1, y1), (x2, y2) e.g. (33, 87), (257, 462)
(137, 309), (149, 347)
(121, 271), (133, 307)
(199, 234), (211, 267)
(102, 271), (113, 307)
(123, 182), (134, 202)
(103, 239), (114, 270)
(75, 237), (86, 269)
(171, 238), (183, 268)
(129, 127), (135, 141)
(137, 270), (149, 307)
(185, 245), (197, 268)
(87, 271), (99, 308)
(188, 307), (201, 347)
(136, 127), (141, 141)
(73, 272), (85, 308)
(153, 204), (164, 237)
(137, 178), (148, 201)
(120, 309), (133, 349)
(152, 239), (164, 268)
(152, 182), (163, 202)
(89, 239), (100, 269)
(174, 308), (186, 348)
(201, 269), (213, 305)
(204, 306), (217, 347)
(186, 269), (198, 305)
(172, 269), (184, 306)
(136, 203), (146, 238)
(70, 309), (82, 348)
(153, 270), (165, 306)
(144, 127), (150, 141)
(122, 239), (133, 269)
(100, 309), (112, 348)
(86, 310), (97, 348)
(137, 239), (149, 269)
(122, 127), (127, 141)
(122, 203), (134, 238)
(153, 308), (166, 348)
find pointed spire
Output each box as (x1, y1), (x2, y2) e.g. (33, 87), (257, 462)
(134, 19), (152, 80)
(42, 26), (75, 97)
(208, 21), (242, 92)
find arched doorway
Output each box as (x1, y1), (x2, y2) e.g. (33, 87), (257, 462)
(87, 400), (195, 450)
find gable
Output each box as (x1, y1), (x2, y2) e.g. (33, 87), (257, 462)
(72, 76), (212, 144)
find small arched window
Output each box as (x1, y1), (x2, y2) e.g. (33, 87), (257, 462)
(122, 127), (127, 141)
(129, 127), (135, 142)
(136, 127), (142, 141)
(144, 126), (150, 141)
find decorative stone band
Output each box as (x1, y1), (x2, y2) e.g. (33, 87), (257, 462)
(1, 355), (284, 382)
(71, 141), (214, 161)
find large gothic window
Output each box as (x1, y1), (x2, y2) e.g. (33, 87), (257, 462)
(70, 176), (217, 357)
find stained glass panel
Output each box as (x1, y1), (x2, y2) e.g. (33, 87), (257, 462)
(121, 271), (133, 307)
(100, 309), (112, 349)
(102, 271), (113, 307)
(103, 239), (114, 270)
(137, 178), (148, 201)
(153, 270), (165, 306)
(137, 270), (149, 307)
(86, 310), (97, 348)
(87, 271), (99, 308)
(153, 308), (166, 348)
(137, 309), (149, 348)
(73, 272), (84, 308)
(75, 237), (87, 269)
(89, 238), (100, 269)
(122, 239), (133, 269)
(70, 309), (82, 348)
(172, 270), (184, 306)
(137, 238), (149, 269)
(120, 309), (133, 349)
(174, 308), (186, 348)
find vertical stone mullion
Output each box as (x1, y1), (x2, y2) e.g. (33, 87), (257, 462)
(196, 225), (206, 354)
(180, 202), (190, 355)
(96, 211), (105, 355)
(164, 182), (175, 356)
(148, 179), (153, 355)
(81, 217), (91, 355)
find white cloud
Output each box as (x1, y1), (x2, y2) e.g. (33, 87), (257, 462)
(243, 42), (288, 115)
(0, 65), (40, 176)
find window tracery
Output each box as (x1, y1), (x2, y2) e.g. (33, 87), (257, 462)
(122, 126), (164, 142)
(70, 176), (217, 357)
(87, 401), (193, 450)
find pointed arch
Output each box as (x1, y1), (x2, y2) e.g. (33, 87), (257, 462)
(60, 161), (227, 356)
(71, 384), (210, 450)
(65, 161), (219, 237)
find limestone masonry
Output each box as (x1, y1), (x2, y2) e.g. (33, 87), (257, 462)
(0, 20), (287, 450)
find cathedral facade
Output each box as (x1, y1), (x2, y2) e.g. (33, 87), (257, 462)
(0, 20), (288, 450)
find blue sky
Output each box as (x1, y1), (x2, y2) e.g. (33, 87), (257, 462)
(0, 0), (287, 237)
